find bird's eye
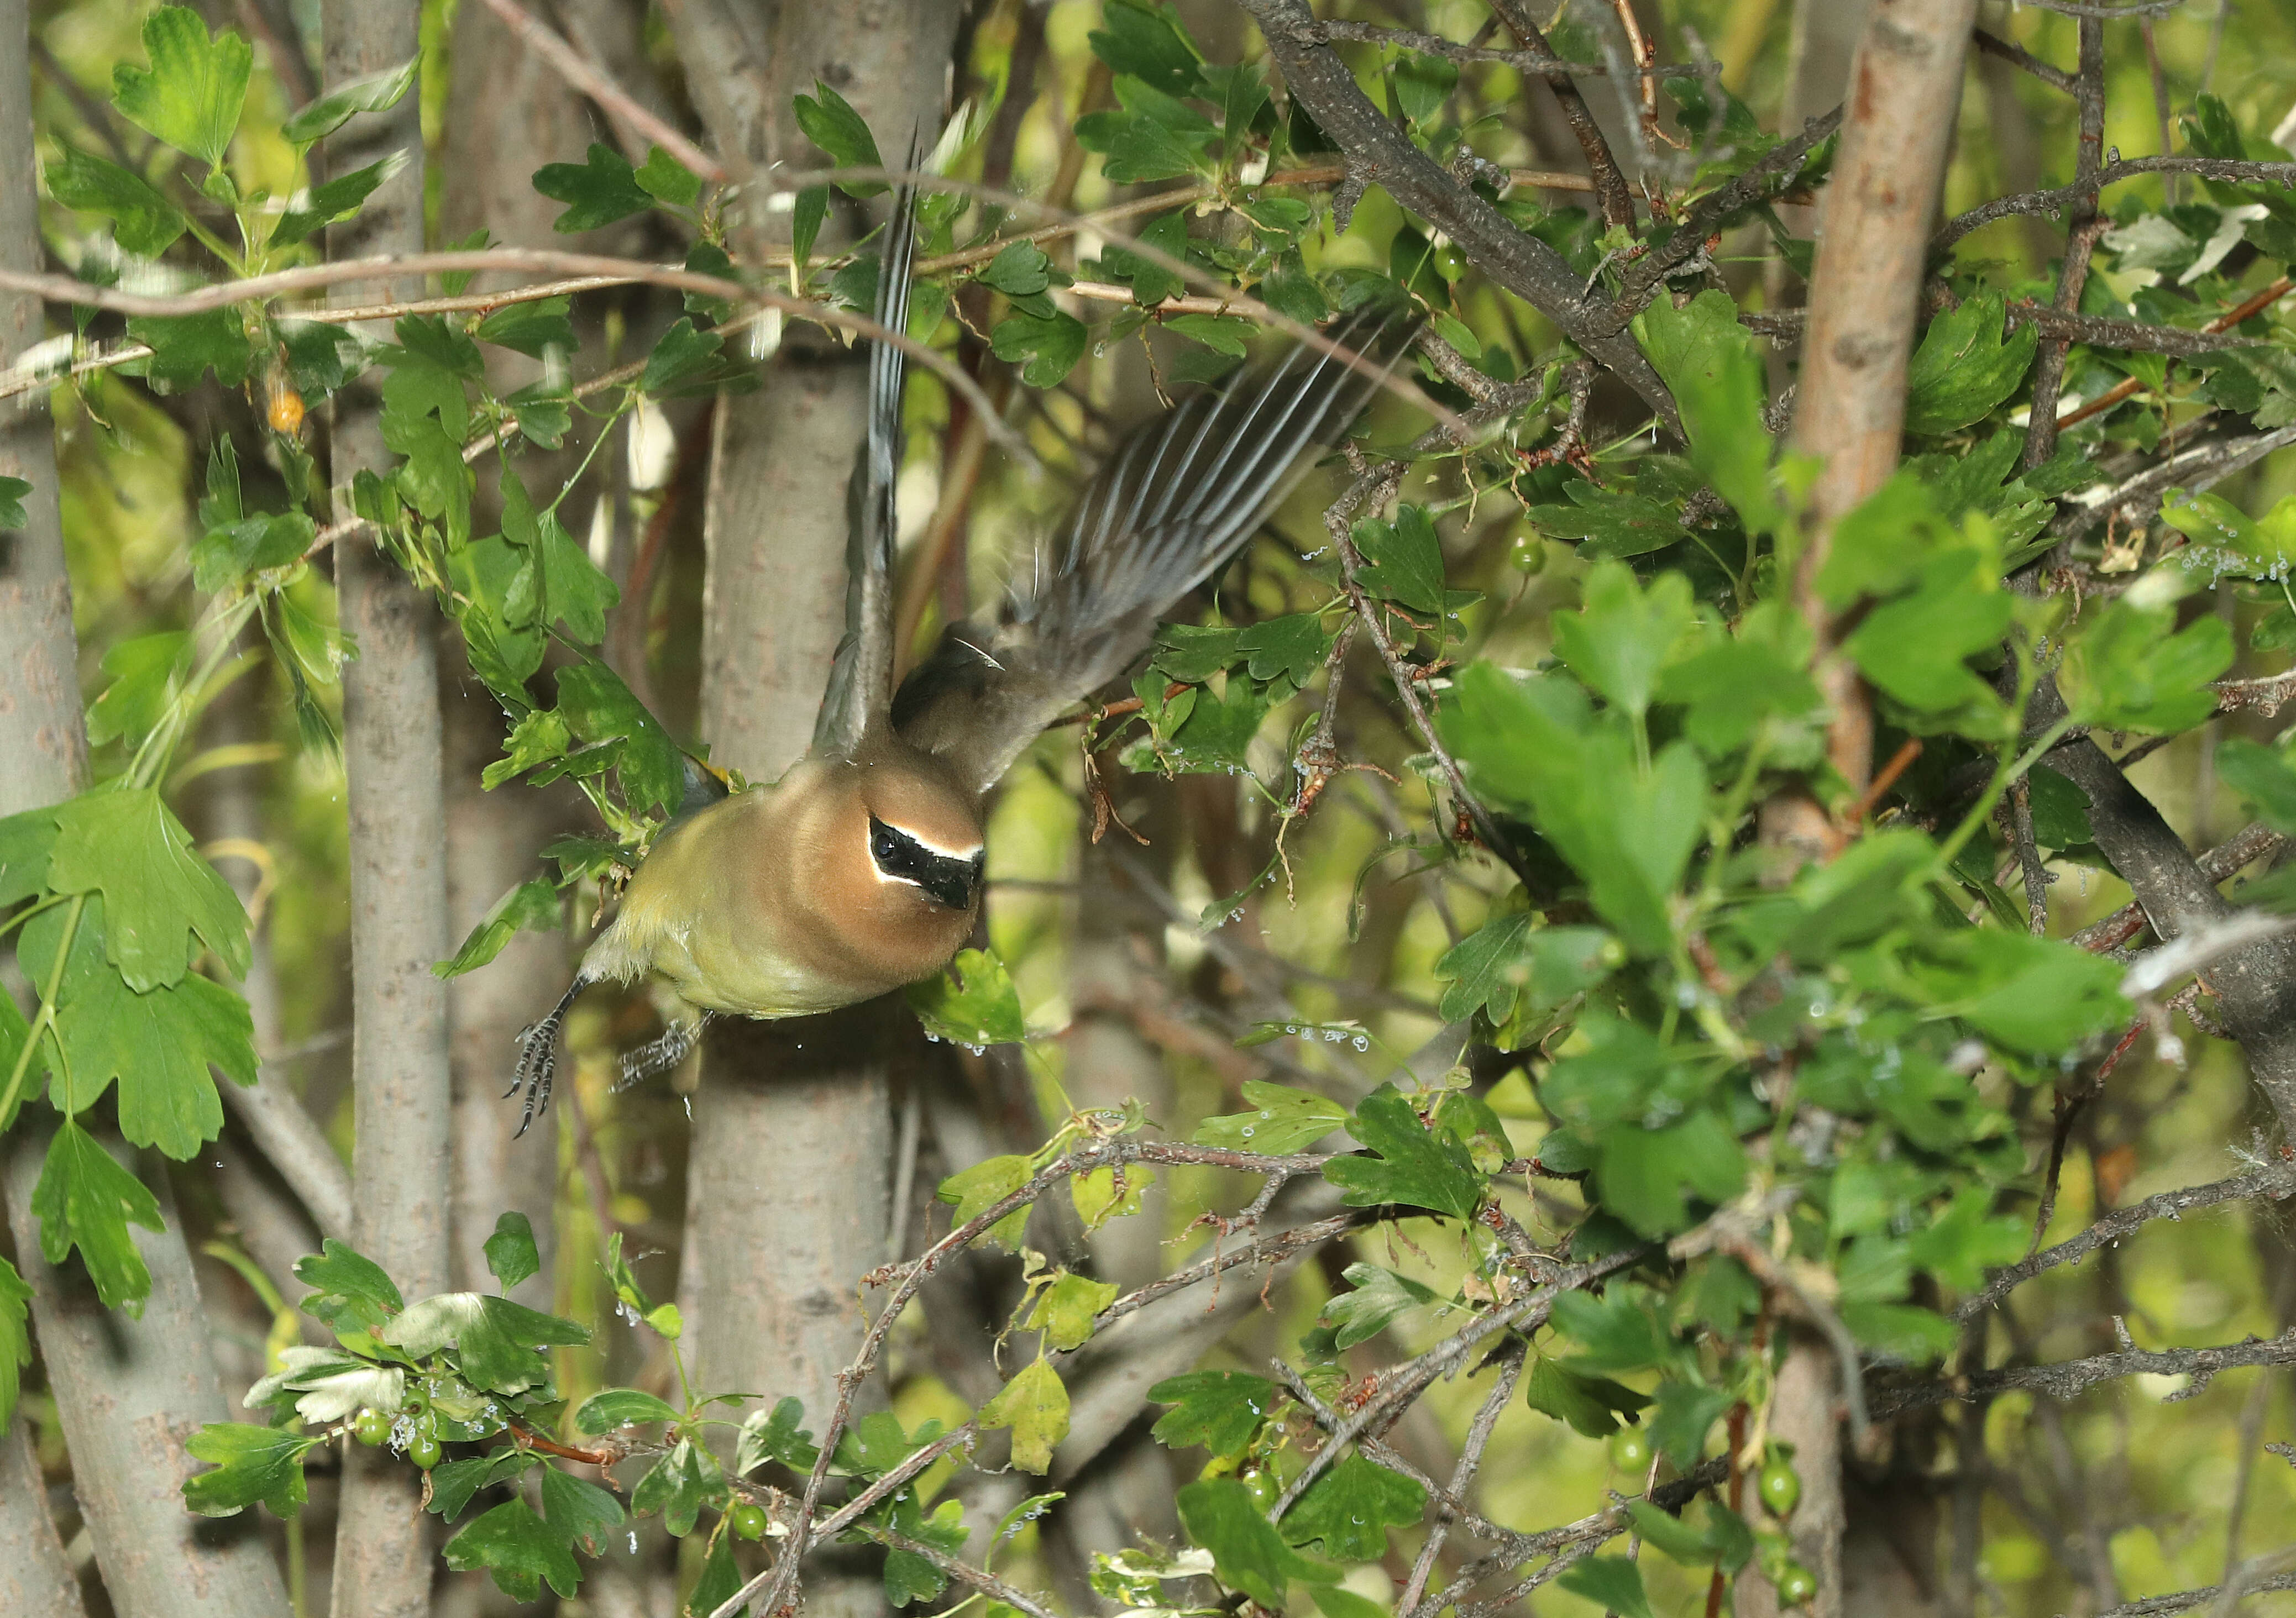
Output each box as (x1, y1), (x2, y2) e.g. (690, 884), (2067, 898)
(868, 818), (904, 869)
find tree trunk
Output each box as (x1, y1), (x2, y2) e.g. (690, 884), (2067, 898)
(0, 1410), (86, 1618)
(322, 4), (452, 1614)
(656, 6), (960, 1611)
(0, 2), (286, 1608)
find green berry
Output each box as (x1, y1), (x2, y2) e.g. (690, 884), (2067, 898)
(730, 1501), (768, 1541)
(1607, 1427), (1650, 1472)
(1509, 532), (1546, 574)
(1432, 241), (1468, 281)
(352, 1408), (390, 1447)
(1776, 1562), (1817, 1606)
(1240, 1470), (1279, 1511)
(1758, 1457), (1801, 1519)
(406, 1431), (442, 1470)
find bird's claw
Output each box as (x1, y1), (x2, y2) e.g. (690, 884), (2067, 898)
(506, 978), (588, 1138)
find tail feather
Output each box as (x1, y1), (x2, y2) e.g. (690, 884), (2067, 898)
(812, 145), (924, 759)
(893, 305), (1420, 795)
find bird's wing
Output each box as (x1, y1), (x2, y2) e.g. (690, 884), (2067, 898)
(891, 304), (1419, 797)
(811, 155), (922, 759)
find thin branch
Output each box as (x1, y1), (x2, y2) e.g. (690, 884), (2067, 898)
(1972, 27), (2075, 93)
(850, 1527), (1058, 1618)
(2011, 775), (2051, 936)
(1310, 19), (1702, 80)
(1961, 1157), (2296, 1323)
(1400, 1341), (1525, 1616)
(474, 0), (725, 181)
(2003, 301), (2261, 359)
(1672, 1194), (1868, 1440)
(2019, 0), (2185, 15)
(2071, 821), (2287, 956)
(2123, 909), (2296, 1000)
(2051, 421), (2296, 542)
(2083, 1569), (2296, 1618)
(1873, 1323), (2296, 1417)
(1482, 0), (1634, 230)
(2024, 15), (2105, 471)
(2056, 274), (2296, 430)
(1936, 156), (2296, 253)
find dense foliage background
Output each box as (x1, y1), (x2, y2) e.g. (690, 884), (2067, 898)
(6, 1), (2296, 1617)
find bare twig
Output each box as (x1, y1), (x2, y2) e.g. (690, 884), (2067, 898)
(1973, 28), (2075, 93)
(1874, 1323), (2296, 1418)
(1482, 0), (1634, 230)
(1673, 1195), (1869, 1440)
(475, 0), (725, 181)
(2011, 775), (2051, 936)
(1960, 1157), (2296, 1323)
(1399, 1341), (1525, 1616)
(2023, 16), (2106, 471)
(849, 1526), (1058, 1618)
(2052, 422), (2296, 542)
(1938, 160), (2296, 254)
(1310, 18), (1700, 81)
(2079, 1570), (2296, 1618)
(2003, 302), (2261, 359)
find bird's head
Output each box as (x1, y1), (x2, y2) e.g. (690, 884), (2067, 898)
(856, 767), (985, 916)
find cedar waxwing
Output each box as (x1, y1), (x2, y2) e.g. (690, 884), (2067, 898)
(506, 179), (1416, 1134)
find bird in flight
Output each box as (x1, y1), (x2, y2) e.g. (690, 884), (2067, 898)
(507, 169), (1414, 1135)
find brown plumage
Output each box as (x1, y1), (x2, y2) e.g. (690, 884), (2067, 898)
(505, 166), (1417, 1134)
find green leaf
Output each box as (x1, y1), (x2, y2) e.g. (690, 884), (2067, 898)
(882, 1496), (969, 1606)
(793, 81), (885, 195)
(46, 786), (250, 987)
(85, 632), (187, 747)
(1903, 292), (2040, 436)
(280, 56), (419, 146)
(1839, 1301), (1957, 1363)
(689, 1533), (743, 1618)
(980, 1357), (1070, 1473)
(435, 879), (561, 979)
(575, 1387), (681, 1435)
(1094, 210), (1193, 306)
(45, 144), (187, 256)
(1166, 313), (1254, 355)
(532, 143), (654, 232)
(1072, 1163), (1152, 1230)
(0, 989), (41, 1134)
(272, 151), (409, 246)
(1323, 1083), (1484, 1222)
(0, 1257), (32, 1427)
(1434, 915), (1619, 1025)
(32, 1120), (162, 1311)
(382, 1293), (590, 1395)
(1196, 1079), (1349, 1154)
(1521, 1355), (1650, 1438)
(1842, 546), (2014, 727)
(1596, 1107), (1747, 1238)
(1906, 1188), (2026, 1292)
(191, 511), (317, 592)
(1525, 482), (1685, 560)
(1555, 1556), (1656, 1618)
(181, 1423), (318, 1517)
(1552, 561), (1697, 722)
(294, 1238), (403, 1332)
(977, 240), (1068, 300)
(1353, 505), (1446, 615)
(475, 296), (576, 359)
(506, 381), (572, 450)
(20, 896), (255, 1157)
(0, 475), (28, 530)
(2218, 738), (2296, 836)
(1635, 290), (1779, 533)
(1551, 1285), (1673, 1375)
(503, 468), (620, 644)
(1159, 675), (1269, 773)
(539, 1464), (624, 1553)
(1089, 0), (1205, 97)
(1147, 1369), (1275, 1459)
(1390, 50), (1459, 126)
(1026, 1271), (1119, 1351)
(1911, 929), (2128, 1054)
(906, 947), (1026, 1046)
(1282, 1453), (1425, 1561)
(641, 317), (726, 394)
(1077, 80), (1218, 183)
(554, 662), (682, 815)
(112, 6), (251, 166)
(443, 1499), (583, 1600)
(735, 1396), (820, 1474)
(125, 308), (255, 388)
(990, 308), (1089, 388)
(935, 1153), (1035, 1249)
(2058, 582), (2235, 733)
(483, 1211), (541, 1292)
(1236, 614), (1336, 684)
(1178, 1479), (1338, 1605)
(244, 1345), (403, 1423)
(380, 412), (471, 546)
(634, 145), (701, 207)
(426, 1446), (536, 1520)
(1317, 1262), (1458, 1352)
(1647, 1378), (1733, 1468)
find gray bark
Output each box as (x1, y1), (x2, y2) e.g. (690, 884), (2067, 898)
(323, 4), (452, 1613)
(658, 7), (960, 1610)
(0, 1410), (85, 1618)
(0, 3), (284, 1609)
(6, 1130), (290, 1618)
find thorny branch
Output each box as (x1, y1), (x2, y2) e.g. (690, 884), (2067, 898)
(1873, 1323), (2296, 1418)
(1959, 1157), (2296, 1323)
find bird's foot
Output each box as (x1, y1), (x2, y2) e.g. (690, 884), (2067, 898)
(613, 1012), (711, 1093)
(507, 977), (589, 1138)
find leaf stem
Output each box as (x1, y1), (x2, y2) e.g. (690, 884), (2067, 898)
(0, 892), (87, 1128)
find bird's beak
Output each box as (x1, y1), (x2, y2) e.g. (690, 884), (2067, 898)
(917, 851), (983, 912)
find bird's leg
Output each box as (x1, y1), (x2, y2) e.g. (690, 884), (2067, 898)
(612, 1012), (712, 1094)
(509, 976), (590, 1138)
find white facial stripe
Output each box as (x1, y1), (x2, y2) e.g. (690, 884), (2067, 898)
(892, 829), (984, 861)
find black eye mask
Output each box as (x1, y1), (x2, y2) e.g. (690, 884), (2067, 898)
(868, 816), (984, 911)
